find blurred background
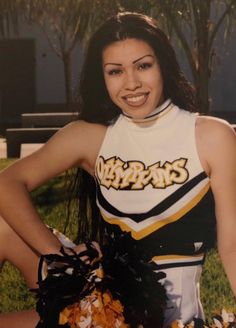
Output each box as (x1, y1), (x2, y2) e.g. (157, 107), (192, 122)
(0, 0), (235, 135)
(0, 0), (236, 320)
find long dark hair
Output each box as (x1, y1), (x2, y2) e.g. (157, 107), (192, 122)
(78, 11), (197, 124)
(74, 12), (197, 243)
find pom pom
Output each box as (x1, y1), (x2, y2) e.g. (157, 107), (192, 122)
(169, 309), (236, 328)
(33, 233), (167, 328)
(101, 232), (167, 328)
(59, 289), (127, 328)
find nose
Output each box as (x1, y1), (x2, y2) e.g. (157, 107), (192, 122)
(124, 71), (142, 91)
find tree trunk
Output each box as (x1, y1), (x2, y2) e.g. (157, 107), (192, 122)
(191, 1), (211, 113)
(62, 53), (73, 111)
(194, 59), (210, 114)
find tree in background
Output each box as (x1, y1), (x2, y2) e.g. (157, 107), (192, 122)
(0, 0), (99, 111)
(24, 0), (94, 111)
(116, 0), (236, 113)
(1, 0), (235, 113)
(0, 0), (125, 111)
(0, 0), (24, 36)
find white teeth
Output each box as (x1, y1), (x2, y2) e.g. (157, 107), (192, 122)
(126, 95), (145, 103)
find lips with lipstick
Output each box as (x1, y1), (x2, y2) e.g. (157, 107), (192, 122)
(122, 92), (150, 107)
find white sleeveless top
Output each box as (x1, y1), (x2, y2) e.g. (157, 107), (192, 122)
(95, 100), (216, 326)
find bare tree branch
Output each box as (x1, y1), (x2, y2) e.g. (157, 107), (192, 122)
(209, 0), (235, 50)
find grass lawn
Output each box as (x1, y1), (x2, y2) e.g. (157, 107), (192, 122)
(0, 159), (235, 321)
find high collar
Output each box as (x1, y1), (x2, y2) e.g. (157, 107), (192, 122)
(122, 99), (172, 123)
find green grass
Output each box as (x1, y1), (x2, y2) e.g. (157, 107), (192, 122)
(0, 159), (78, 313)
(201, 249), (236, 320)
(0, 201), (78, 312)
(0, 263), (36, 312)
(0, 158), (15, 170)
(0, 159), (235, 320)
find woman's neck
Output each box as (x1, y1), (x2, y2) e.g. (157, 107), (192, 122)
(122, 99), (172, 123)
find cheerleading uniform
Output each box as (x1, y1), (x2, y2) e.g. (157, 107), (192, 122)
(95, 99), (216, 327)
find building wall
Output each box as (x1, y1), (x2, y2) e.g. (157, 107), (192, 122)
(210, 28), (236, 113)
(176, 26), (236, 118)
(0, 18), (235, 127)
(1, 20), (83, 105)
(0, 38), (35, 130)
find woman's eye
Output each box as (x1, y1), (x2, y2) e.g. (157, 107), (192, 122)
(108, 69), (123, 76)
(138, 62), (152, 70)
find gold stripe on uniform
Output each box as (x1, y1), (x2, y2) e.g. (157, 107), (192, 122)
(151, 253), (204, 263)
(101, 182), (210, 240)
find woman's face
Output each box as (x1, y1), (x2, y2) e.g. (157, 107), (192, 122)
(102, 38), (164, 119)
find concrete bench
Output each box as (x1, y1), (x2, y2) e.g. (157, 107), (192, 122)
(6, 127), (59, 158)
(22, 112), (79, 128)
(6, 111), (79, 158)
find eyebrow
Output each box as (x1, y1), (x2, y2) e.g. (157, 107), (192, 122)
(104, 54), (154, 67)
(133, 54), (154, 64)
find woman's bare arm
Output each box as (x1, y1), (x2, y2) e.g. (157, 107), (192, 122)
(0, 120), (106, 255)
(0, 310), (39, 328)
(196, 116), (236, 295)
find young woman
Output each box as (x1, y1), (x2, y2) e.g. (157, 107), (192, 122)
(0, 12), (235, 328)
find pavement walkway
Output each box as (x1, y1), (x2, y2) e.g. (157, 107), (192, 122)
(0, 138), (43, 159)
(0, 138), (6, 159)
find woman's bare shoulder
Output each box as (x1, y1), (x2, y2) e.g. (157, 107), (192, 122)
(47, 119), (107, 153)
(196, 115), (235, 143)
(54, 120), (108, 174)
(196, 115), (236, 175)
(60, 119), (107, 135)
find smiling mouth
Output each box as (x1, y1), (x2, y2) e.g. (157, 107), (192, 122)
(122, 93), (149, 107)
